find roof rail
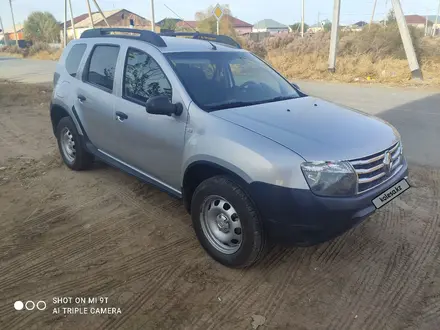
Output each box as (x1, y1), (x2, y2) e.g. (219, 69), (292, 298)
(80, 28), (167, 47)
(159, 32), (241, 49)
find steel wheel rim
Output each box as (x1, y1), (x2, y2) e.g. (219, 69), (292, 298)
(200, 195), (243, 254)
(60, 127), (76, 163)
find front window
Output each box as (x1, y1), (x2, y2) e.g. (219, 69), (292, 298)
(123, 48), (172, 104)
(166, 51), (301, 111)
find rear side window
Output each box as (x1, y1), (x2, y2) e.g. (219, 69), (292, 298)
(86, 45), (120, 92)
(123, 48), (172, 104)
(65, 44), (86, 77)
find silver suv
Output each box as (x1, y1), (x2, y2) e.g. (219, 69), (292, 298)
(50, 28), (409, 268)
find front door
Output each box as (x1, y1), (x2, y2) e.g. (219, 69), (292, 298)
(111, 47), (187, 191)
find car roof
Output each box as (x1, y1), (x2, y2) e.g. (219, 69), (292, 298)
(71, 31), (245, 54)
(159, 36), (244, 53)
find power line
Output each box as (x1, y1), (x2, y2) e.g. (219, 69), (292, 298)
(163, 3), (197, 31)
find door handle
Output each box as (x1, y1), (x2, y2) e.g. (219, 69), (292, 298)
(115, 111), (128, 122)
(77, 95), (86, 102)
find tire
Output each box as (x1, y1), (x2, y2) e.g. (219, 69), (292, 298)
(191, 175), (267, 268)
(56, 116), (93, 171)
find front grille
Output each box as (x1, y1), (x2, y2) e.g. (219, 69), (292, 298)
(349, 142), (403, 194)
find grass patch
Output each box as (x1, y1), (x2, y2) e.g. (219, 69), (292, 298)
(0, 80), (52, 107)
(267, 53), (440, 86)
(0, 42), (62, 61)
(241, 25), (440, 87)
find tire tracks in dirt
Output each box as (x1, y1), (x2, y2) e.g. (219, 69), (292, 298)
(115, 188), (187, 228)
(97, 265), (180, 330)
(362, 214), (439, 330)
(4, 278), (124, 330)
(0, 212), (130, 316)
(0, 237), (199, 326)
(260, 248), (311, 324)
(0, 193), (113, 276)
(191, 247), (296, 329)
(0, 192), (128, 286)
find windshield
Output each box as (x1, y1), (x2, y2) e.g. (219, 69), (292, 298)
(166, 51), (301, 111)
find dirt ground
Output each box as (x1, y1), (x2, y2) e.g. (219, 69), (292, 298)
(0, 81), (439, 330)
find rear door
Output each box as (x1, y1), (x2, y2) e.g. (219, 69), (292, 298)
(75, 44), (120, 153)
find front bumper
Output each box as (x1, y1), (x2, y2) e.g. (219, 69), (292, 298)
(248, 160), (409, 246)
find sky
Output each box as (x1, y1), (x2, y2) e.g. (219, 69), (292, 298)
(0, 0), (439, 31)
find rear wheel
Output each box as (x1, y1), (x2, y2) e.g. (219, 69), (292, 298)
(56, 117), (93, 170)
(191, 175), (267, 268)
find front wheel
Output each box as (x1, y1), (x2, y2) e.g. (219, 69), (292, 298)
(191, 176), (267, 268)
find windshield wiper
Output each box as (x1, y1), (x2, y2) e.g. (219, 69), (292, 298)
(207, 101), (265, 111)
(206, 95), (300, 111)
(265, 95), (298, 102)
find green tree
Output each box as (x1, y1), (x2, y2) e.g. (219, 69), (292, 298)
(323, 22), (332, 32)
(387, 9), (397, 24)
(290, 22), (309, 33)
(175, 24), (195, 32)
(161, 18), (179, 30)
(195, 5), (236, 37)
(24, 11), (60, 43)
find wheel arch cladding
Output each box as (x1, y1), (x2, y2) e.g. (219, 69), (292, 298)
(50, 104), (70, 135)
(182, 161), (250, 214)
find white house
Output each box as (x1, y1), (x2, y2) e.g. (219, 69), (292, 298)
(253, 19), (289, 34)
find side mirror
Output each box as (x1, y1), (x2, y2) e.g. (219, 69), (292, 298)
(290, 82), (300, 90)
(146, 95), (183, 116)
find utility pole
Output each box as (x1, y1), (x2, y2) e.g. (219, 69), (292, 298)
(369, 0), (378, 30)
(150, 0), (156, 32)
(328, 0), (341, 72)
(86, 0), (95, 28)
(301, 0), (305, 37)
(8, 0), (18, 46)
(68, 0), (77, 39)
(91, 0), (111, 27)
(433, 0), (440, 37)
(64, 0), (67, 47)
(0, 16), (7, 46)
(425, 14), (429, 37)
(391, 0), (422, 79)
(384, 0), (388, 26)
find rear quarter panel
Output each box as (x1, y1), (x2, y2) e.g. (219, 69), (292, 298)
(52, 40), (94, 136)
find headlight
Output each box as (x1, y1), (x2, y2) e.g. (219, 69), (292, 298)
(301, 161), (357, 196)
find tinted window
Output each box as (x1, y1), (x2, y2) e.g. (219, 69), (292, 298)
(87, 45), (120, 91)
(65, 44), (86, 77)
(123, 48), (172, 104)
(167, 52), (300, 111)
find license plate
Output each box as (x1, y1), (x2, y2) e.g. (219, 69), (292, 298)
(372, 179), (410, 209)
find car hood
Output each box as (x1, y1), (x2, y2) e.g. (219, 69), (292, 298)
(211, 96), (400, 161)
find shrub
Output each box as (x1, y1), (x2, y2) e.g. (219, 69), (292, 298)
(241, 39), (267, 58)
(244, 25), (433, 61)
(0, 45), (27, 57)
(338, 24), (422, 61)
(246, 25), (440, 86)
(27, 42), (51, 56)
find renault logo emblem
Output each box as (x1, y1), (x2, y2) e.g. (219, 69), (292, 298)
(383, 151), (393, 174)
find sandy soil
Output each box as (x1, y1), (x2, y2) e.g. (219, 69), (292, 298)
(0, 82), (439, 330)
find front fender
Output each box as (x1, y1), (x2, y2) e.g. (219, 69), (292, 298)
(181, 107), (309, 190)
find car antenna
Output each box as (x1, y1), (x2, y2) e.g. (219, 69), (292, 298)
(163, 4), (217, 50)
